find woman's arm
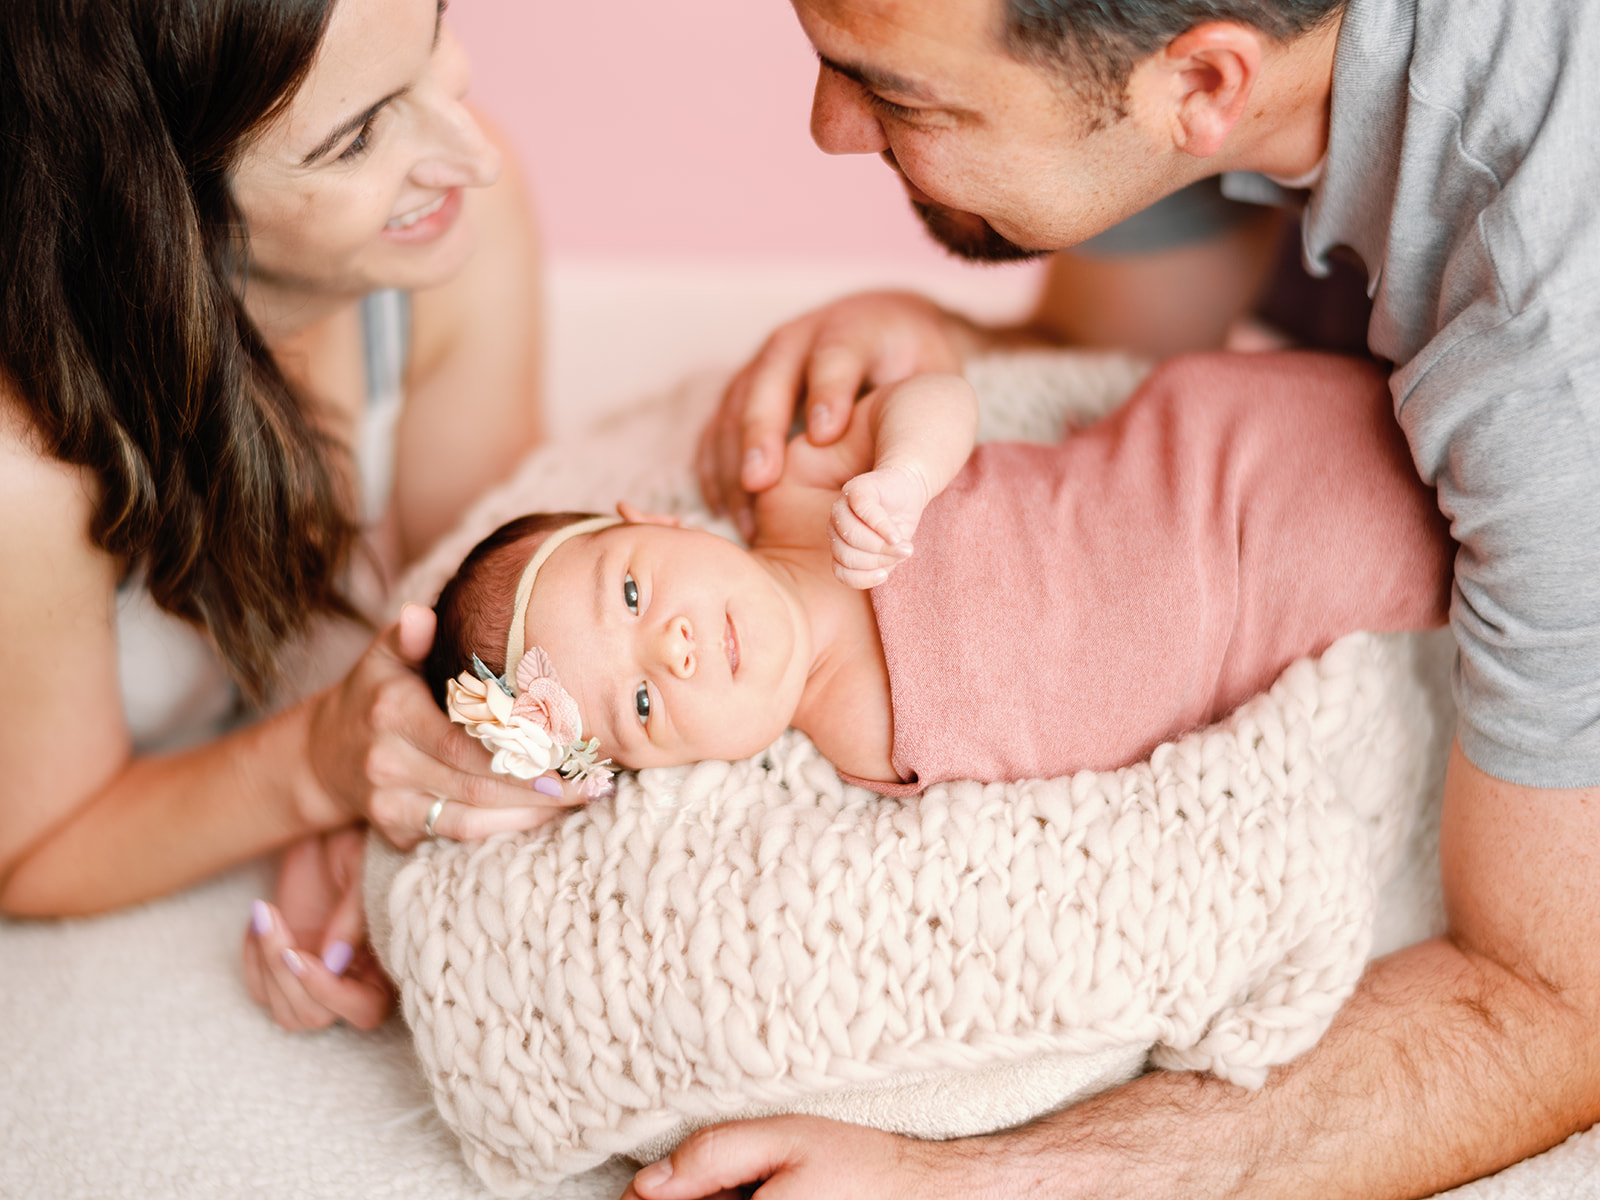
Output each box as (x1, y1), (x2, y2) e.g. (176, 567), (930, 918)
(0, 414), (566, 917)
(392, 115), (544, 566)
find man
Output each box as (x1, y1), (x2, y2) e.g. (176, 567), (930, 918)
(625, 0), (1600, 1197)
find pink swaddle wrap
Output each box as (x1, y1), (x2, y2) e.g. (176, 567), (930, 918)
(851, 350), (1453, 794)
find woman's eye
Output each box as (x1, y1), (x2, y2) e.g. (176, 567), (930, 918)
(633, 682), (651, 725)
(622, 573), (639, 615)
(337, 116), (378, 162)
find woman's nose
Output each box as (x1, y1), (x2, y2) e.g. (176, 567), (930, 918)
(810, 66), (890, 157)
(411, 28), (503, 190)
(656, 616), (696, 680)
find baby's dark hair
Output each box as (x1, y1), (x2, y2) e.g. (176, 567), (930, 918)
(423, 511), (604, 710)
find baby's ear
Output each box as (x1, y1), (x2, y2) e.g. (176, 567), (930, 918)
(617, 500), (682, 528)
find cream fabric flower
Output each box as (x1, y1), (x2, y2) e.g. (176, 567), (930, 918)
(446, 670), (561, 780)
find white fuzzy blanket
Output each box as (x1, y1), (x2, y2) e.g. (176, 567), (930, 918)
(359, 353), (1494, 1198)
(2, 349), (1595, 1200)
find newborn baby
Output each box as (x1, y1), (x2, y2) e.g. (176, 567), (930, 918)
(424, 351), (1453, 794)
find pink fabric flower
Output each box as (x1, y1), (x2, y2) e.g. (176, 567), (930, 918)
(511, 649), (582, 744)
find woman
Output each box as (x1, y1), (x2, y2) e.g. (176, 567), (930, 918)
(0, 0), (559, 1025)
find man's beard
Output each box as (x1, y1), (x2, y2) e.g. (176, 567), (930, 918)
(911, 199), (1048, 264)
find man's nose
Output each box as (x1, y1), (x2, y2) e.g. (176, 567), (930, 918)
(810, 65), (890, 156)
(655, 616), (696, 680)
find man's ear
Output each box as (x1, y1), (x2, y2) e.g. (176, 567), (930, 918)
(1133, 22), (1262, 159)
(617, 500), (682, 528)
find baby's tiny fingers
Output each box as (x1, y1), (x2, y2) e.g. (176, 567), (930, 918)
(834, 561), (894, 590)
(831, 497), (893, 556)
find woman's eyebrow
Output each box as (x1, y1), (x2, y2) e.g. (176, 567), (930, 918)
(299, 91), (407, 166)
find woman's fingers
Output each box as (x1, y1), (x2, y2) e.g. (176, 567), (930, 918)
(247, 898), (395, 1032)
(406, 792), (567, 845)
(394, 601), (436, 664)
(247, 900), (338, 1031)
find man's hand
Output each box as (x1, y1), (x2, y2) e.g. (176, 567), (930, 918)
(698, 291), (978, 539)
(622, 1116), (958, 1200)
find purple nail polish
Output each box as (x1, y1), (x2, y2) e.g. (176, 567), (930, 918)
(252, 899), (272, 937)
(322, 941), (354, 977)
(533, 775), (563, 798)
(281, 948), (306, 978)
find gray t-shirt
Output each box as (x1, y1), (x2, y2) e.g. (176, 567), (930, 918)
(1087, 0), (1600, 788)
(1311, 0), (1600, 788)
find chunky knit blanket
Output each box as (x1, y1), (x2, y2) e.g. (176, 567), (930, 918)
(368, 353), (1445, 1198)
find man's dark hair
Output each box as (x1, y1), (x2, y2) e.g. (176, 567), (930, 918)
(1003, 0), (1345, 111)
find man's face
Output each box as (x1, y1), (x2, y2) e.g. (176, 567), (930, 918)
(794, 0), (1184, 257)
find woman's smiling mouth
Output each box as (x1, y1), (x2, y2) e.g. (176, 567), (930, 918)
(386, 192), (448, 230)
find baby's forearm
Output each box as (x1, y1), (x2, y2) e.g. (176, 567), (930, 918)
(868, 374), (979, 505)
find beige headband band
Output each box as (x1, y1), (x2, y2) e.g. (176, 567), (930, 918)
(504, 515), (622, 673)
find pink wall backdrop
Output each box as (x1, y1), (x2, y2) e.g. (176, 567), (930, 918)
(451, 0), (963, 264)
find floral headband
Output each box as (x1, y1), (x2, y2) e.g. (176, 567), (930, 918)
(444, 515), (622, 798)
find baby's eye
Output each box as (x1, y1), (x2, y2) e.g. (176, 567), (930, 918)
(622, 572), (639, 615)
(633, 682), (651, 725)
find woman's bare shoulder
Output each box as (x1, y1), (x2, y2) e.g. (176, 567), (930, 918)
(0, 384), (128, 866)
(0, 390), (101, 554)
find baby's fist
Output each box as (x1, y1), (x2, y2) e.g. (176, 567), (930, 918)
(830, 464), (930, 588)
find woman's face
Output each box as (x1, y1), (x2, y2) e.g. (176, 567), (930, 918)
(231, 0), (501, 301)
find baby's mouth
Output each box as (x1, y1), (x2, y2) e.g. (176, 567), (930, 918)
(725, 612), (740, 677)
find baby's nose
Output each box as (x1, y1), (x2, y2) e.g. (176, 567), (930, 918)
(658, 616), (695, 679)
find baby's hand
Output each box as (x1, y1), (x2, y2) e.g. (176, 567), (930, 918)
(830, 463), (931, 589)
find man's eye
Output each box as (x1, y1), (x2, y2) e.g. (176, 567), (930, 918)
(864, 91), (923, 122)
(622, 573), (639, 615)
(633, 682), (651, 725)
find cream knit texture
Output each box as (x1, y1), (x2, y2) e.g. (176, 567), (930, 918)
(370, 353), (1437, 1198)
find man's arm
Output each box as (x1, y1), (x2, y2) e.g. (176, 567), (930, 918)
(623, 741), (1600, 1200)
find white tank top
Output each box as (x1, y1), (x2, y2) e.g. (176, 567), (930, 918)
(117, 291), (409, 751)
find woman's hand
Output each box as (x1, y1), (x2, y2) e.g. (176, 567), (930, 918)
(698, 291), (978, 540)
(303, 604), (585, 847)
(242, 827), (393, 1032)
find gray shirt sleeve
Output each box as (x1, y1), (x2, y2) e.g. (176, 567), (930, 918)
(1399, 324), (1600, 789)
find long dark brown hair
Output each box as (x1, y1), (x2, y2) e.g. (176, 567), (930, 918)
(0, 0), (361, 700)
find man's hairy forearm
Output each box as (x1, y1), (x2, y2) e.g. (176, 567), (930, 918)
(976, 940), (1589, 1199)
(967, 749), (1600, 1200)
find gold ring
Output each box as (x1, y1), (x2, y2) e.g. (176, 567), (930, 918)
(424, 797), (447, 838)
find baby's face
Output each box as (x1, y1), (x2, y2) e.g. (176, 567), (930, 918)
(524, 519), (811, 769)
